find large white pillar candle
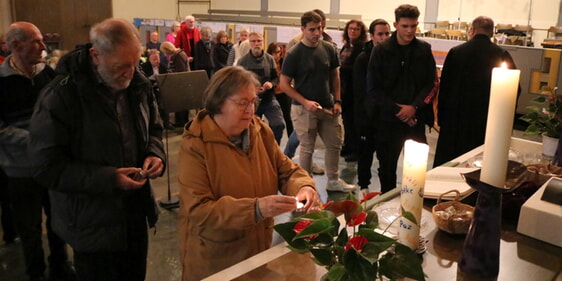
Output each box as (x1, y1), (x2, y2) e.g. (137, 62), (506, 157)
(399, 140), (429, 250)
(481, 63), (520, 187)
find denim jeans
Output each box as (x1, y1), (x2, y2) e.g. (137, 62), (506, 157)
(283, 130), (299, 159)
(256, 98), (285, 144)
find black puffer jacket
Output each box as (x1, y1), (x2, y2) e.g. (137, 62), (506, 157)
(29, 44), (166, 252)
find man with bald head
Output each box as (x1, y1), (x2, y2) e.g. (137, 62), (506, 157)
(434, 16), (518, 167)
(0, 21), (73, 281)
(30, 18), (165, 280)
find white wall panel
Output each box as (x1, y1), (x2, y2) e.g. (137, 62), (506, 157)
(340, 0), (427, 23)
(268, 0), (329, 13)
(212, 0), (260, 10)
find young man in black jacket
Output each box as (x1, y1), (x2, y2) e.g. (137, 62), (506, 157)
(367, 5), (437, 193)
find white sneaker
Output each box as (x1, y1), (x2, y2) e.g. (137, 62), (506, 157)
(326, 178), (357, 192)
(311, 162), (325, 175)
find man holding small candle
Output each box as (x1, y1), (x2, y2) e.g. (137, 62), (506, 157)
(434, 16), (519, 167)
(367, 4), (437, 193)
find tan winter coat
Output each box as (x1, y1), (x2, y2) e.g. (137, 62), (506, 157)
(178, 110), (316, 280)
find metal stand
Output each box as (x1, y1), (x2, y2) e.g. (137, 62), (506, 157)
(159, 126), (179, 210)
(155, 70), (209, 210)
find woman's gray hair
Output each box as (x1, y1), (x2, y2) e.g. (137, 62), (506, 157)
(89, 18), (142, 54)
(200, 26), (212, 37)
(204, 66), (260, 115)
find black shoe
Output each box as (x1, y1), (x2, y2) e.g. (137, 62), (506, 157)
(49, 262), (77, 281)
(344, 153), (358, 162)
(30, 276), (46, 281)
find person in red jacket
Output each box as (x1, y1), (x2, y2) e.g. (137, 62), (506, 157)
(175, 15), (201, 70)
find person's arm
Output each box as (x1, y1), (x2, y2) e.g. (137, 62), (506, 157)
(330, 66), (342, 115)
(279, 74), (321, 112)
(143, 84), (166, 178)
(269, 56), (279, 90)
(29, 80), (119, 194)
(367, 44), (399, 114)
(0, 118), (29, 146)
(226, 47), (236, 66)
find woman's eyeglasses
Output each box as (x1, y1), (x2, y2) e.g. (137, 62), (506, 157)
(229, 98), (258, 111)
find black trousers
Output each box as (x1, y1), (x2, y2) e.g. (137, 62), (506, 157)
(276, 93), (293, 138)
(375, 121), (427, 193)
(357, 134), (377, 190)
(341, 94), (358, 159)
(0, 169), (16, 243)
(8, 177), (68, 278)
(73, 214), (148, 281)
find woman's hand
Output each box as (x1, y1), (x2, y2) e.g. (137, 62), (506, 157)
(258, 195), (298, 218)
(296, 186), (320, 210)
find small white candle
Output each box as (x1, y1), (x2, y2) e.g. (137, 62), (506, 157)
(399, 140), (429, 250)
(481, 63), (520, 187)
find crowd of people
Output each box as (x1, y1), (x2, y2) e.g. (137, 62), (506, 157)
(0, 4), (519, 281)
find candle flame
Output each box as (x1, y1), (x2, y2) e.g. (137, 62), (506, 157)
(501, 62), (507, 68)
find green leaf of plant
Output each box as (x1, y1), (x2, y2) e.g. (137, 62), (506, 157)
(330, 217), (341, 237)
(379, 244), (426, 281)
(401, 206), (418, 226)
(300, 210), (336, 221)
(310, 232), (335, 246)
(286, 242), (310, 254)
(310, 248), (336, 266)
(336, 227), (349, 247)
(273, 221), (298, 243)
(365, 210), (379, 228)
(293, 219), (334, 240)
(343, 249), (377, 281)
(328, 263), (346, 281)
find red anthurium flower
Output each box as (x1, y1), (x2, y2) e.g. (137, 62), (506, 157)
(293, 220), (312, 234)
(360, 192), (382, 203)
(347, 212), (367, 227)
(330, 200), (359, 216)
(346, 236), (369, 252)
(321, 201), (334, 210)
(293, 220), (318, 240)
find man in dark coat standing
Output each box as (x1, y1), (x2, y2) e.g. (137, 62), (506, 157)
(30, 18), (165, 281)
(433, 16), (518, 167)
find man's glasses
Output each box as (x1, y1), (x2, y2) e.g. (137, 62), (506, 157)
(229, 98), (258, 111)
(376, 32), (390, 36)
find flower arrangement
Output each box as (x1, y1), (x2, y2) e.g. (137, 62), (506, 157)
(273, 193), (426, 281)
(519, 86), (562, 138)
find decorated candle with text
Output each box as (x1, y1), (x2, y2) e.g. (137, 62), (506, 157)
(399, 139), (429, 250)
(481, 63), (520, 188)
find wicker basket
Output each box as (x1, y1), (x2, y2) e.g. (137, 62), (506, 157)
(432, 190), (474, 235)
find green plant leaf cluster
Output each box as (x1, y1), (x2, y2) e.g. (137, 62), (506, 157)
(273, 192), (426, 281)
(519, 87), (562, 138)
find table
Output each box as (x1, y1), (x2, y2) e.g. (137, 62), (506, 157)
(204, 138), (562, 281)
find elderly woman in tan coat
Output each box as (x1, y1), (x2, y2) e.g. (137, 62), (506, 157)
(177, 66), (319, 280)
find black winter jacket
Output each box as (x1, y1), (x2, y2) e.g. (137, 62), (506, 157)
(367, 32), (436, 125)
(29, 44), (166, 252)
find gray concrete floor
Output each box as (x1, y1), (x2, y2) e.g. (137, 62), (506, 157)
(0, 126), (453, 281)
